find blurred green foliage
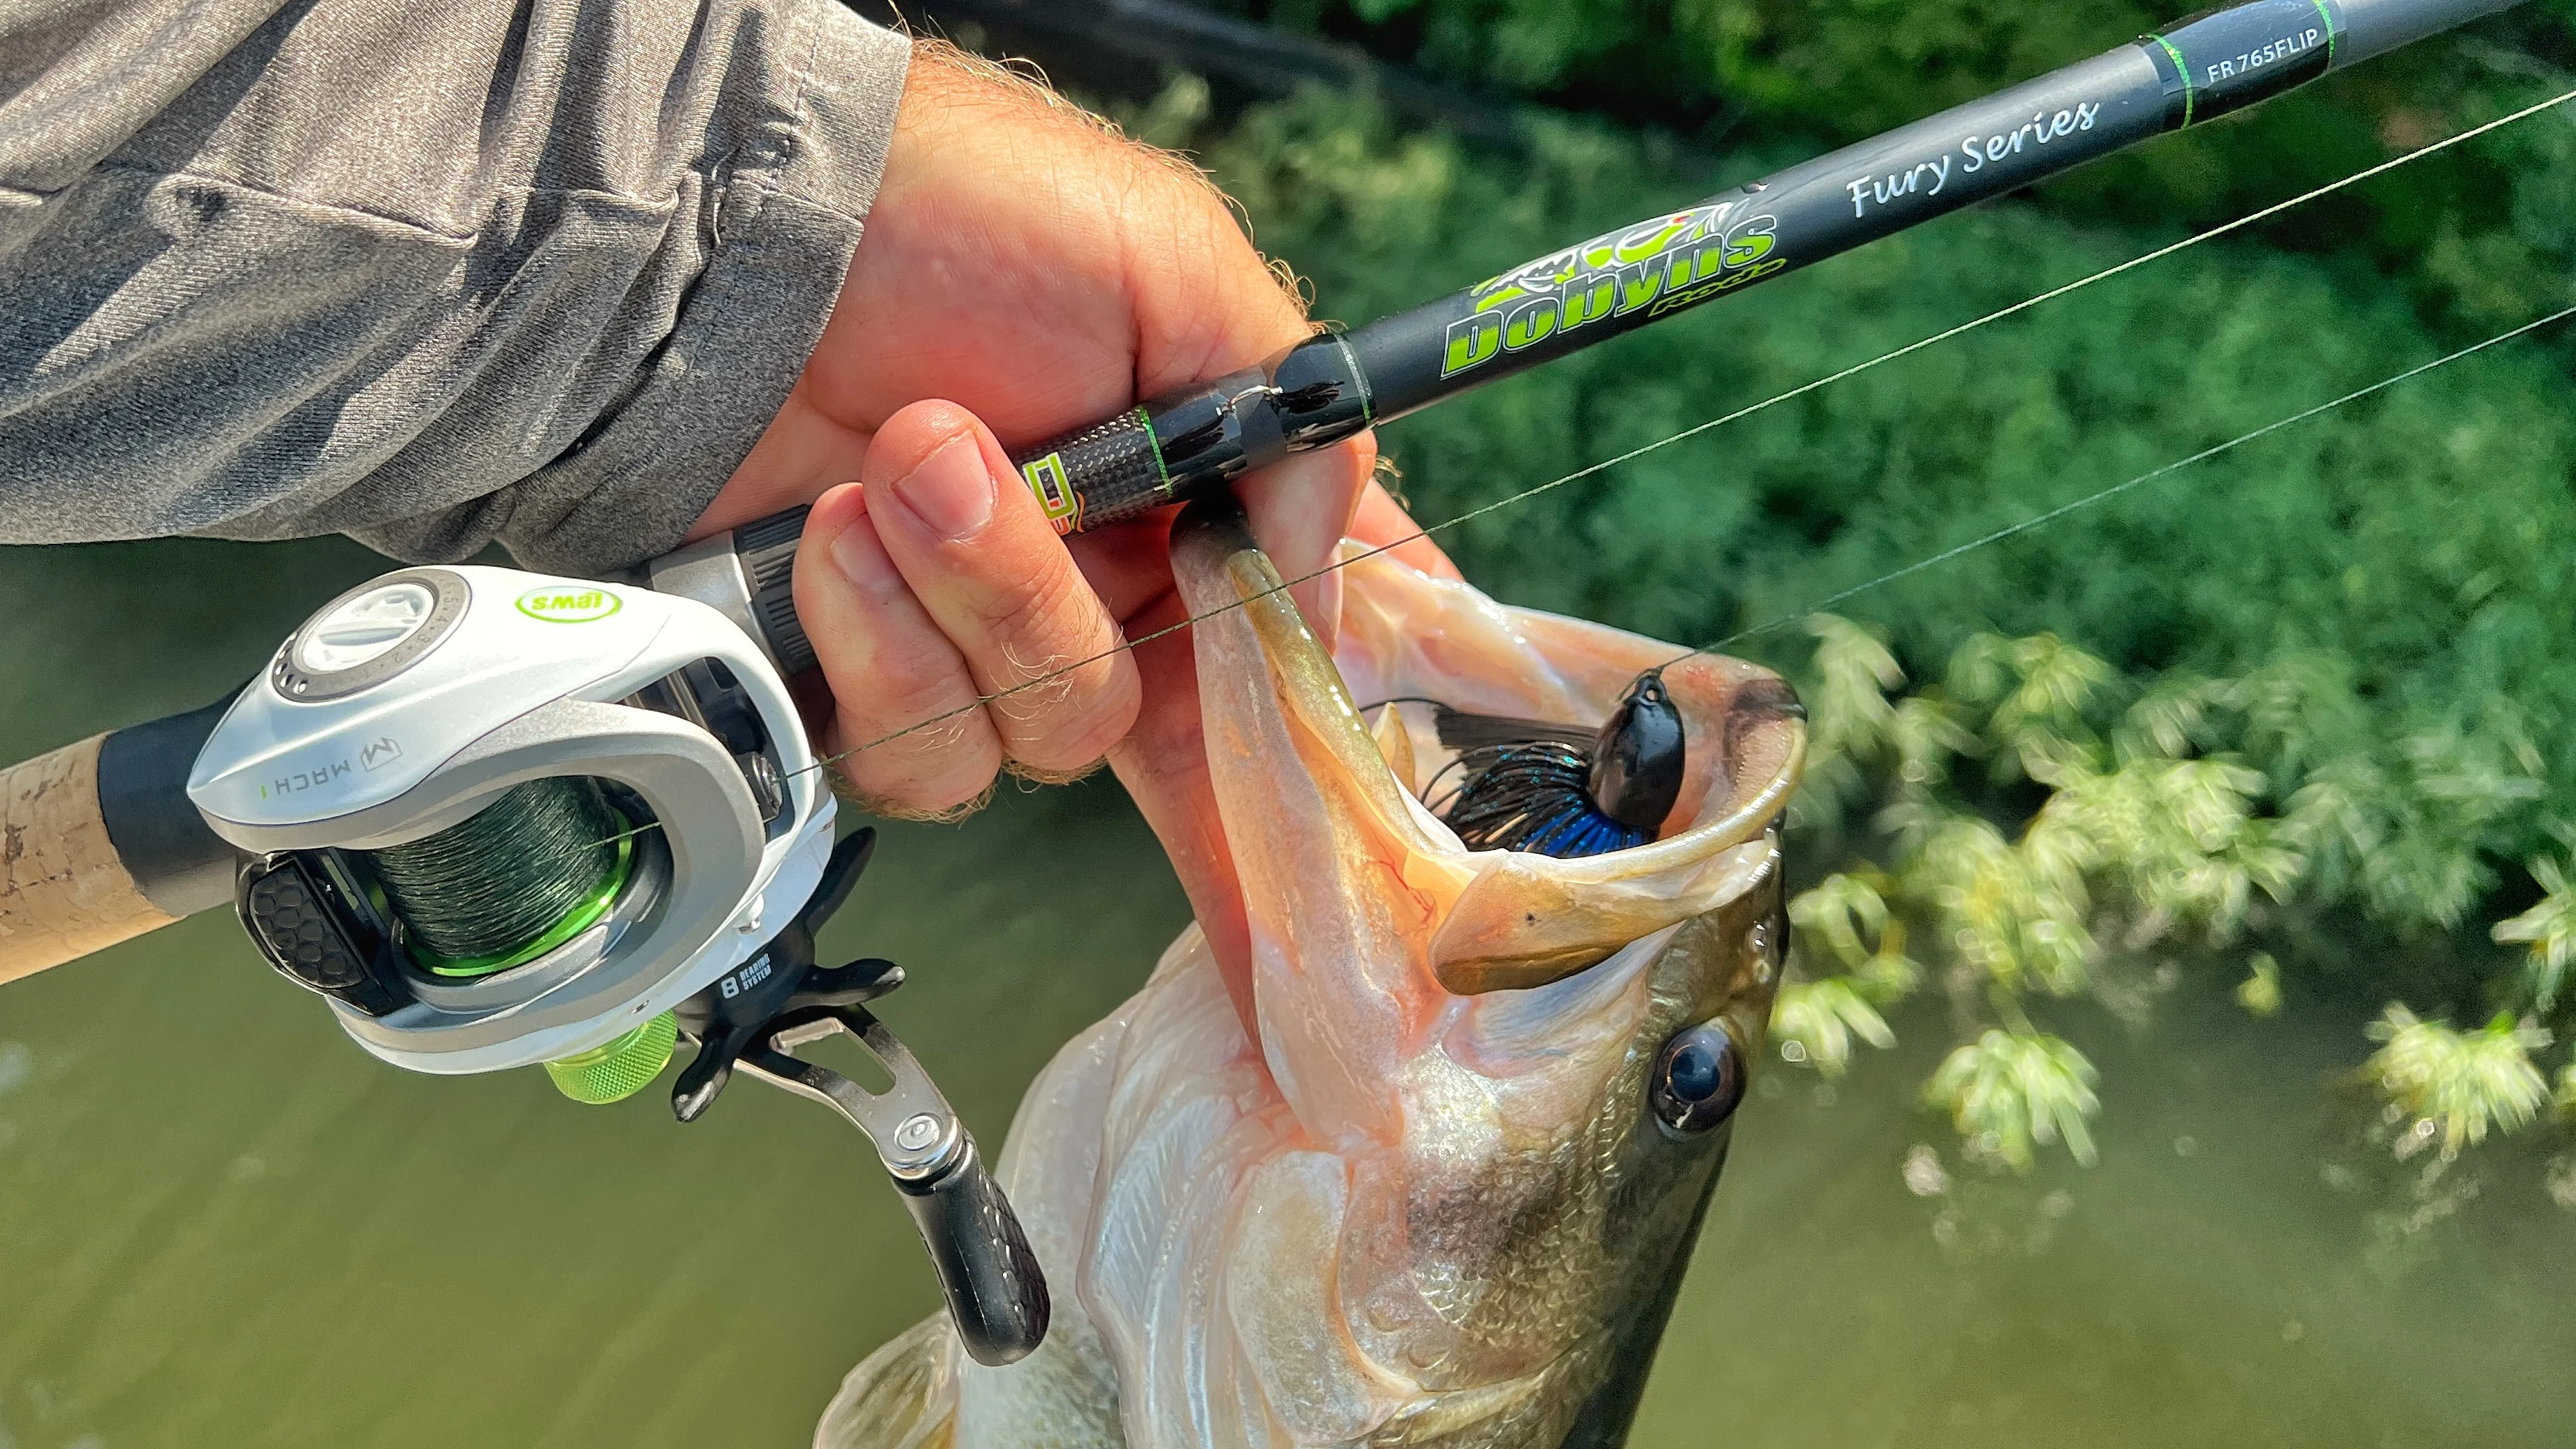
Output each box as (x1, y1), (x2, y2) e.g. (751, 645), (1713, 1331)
(2492, 852), (2576, 1009)
(1927, 1027), (2103, 1169)
(2363, 1005), (2552, 1156)
(1764, 609), (2563, 1168)
(1119, 1), (2576, 1167)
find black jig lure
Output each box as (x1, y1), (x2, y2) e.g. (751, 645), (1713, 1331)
(1417, 670), (1686, 859)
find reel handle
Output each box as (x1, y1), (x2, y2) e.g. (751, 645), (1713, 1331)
(894, 1133), (1052, 1367)
(740, 1004), (1052, 1367)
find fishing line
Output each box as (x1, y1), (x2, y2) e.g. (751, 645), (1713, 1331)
(786, 84), (2576, 782)
(365, 775), (635, 974)
(1331, 84), (2576, 554)
(580, 294), (2572, 864)
(802, 294), (2576, 801)
(1663, 301), (2576, 667)
(574, 86), (2576, 838)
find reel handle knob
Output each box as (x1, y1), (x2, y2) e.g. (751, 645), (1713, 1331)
(733, 1001), (1054, 1367)
(895, 1134), (1050, 1367)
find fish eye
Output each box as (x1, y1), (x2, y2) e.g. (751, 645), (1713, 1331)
(1652, 1022), (1744, 1136)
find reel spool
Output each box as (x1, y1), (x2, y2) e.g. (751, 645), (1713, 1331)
(366, 774), (635, 979)
(188, 566), (835, 1085)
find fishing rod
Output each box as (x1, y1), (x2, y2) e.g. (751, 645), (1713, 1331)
(0, 0), (2529, 1371)
(669, 0), (2530, 683)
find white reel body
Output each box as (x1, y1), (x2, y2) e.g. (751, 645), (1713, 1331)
(188, 566), (835, 1075)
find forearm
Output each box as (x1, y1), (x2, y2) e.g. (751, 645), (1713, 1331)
(0, 0), (908, 575)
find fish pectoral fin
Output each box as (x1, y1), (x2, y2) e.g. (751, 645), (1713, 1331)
(1361, 1353), (1576, 1447)
(1226, 1151), (1418, 1444)
(815, 1313), (958, 1449)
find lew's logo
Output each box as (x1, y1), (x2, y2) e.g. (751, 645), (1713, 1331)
(360, 736), (403, 771)
(515, 586), (622, 623)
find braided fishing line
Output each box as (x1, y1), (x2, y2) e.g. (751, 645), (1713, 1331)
(1663, 301), (2576, 667)
(576, 85), (2576, 835)
(577, 294), (2576, 867)
(815, 293), (2576, 795)
(368, 775), (633, 975)
(788, 84), (2576, 782)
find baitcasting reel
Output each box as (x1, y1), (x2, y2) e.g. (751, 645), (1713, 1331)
(182, 563), (1046, 1365)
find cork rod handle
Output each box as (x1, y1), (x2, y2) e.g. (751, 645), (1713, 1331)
(0, 733), (182, 984)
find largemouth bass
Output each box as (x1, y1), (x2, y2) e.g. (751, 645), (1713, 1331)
(821, 505), (1804, 1449)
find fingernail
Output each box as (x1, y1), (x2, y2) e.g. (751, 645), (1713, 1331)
(828, 513), (905, 594)
(888, 432), (994, 540)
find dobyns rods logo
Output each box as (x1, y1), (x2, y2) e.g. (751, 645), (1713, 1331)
(1442, 203), (1785, 377)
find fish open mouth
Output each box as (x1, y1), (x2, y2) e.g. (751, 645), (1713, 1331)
(1173, 500), (1805, 995)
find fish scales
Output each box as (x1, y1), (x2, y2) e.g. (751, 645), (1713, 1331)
(820, 505), (1803, 1449)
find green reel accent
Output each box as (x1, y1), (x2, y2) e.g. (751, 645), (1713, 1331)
(544, 1012), (679, 1105)
(414, 829), (632, 978)
(362, 776), (637, 978)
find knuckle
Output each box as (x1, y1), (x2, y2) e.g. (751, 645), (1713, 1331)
(835, 722), (1000, 823)
(822, 620), (970, 718)
(844, 666), (981, 745)
(820, 635), (981, 757)
(967, 551), (1085, 640)
(970, 568), (1122, 688)
(999, 656), (1138, 771)
(855, 651), (973, 726)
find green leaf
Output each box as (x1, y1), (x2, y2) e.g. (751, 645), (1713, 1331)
(1907, 810), (2093, 996)
(1853, 937), (1925, 1004)
(1887, 694), (1978, 789)
(1924, 1029), (2102, 1170)
(1804, 614), (1903, 762)
(1789, 872), (1887, 970)
(2114, 671), (2219, 763)
(1770, 977), (1897, 1078)
(2235, 953), (2283, 1017)
(1987, 634), (2113, 781)
(2361, 1005), (2552, 1159)
(2493, 855), (2576, 1013)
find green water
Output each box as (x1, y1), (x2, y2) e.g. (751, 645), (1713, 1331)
(3, 539), (2569, 1448)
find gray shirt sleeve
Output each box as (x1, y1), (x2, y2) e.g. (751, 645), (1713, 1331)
(0, 0), (909, 574)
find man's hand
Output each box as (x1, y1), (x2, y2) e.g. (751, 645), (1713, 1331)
(695, 43), (1449, 1014)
